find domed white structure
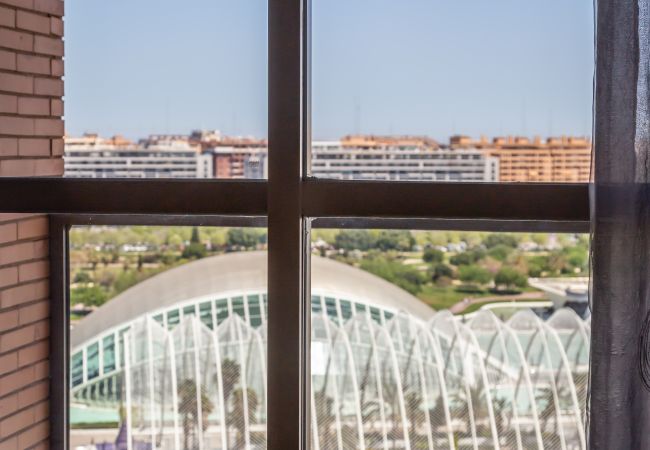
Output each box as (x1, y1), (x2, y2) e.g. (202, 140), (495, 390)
(70, 252), (589, 449)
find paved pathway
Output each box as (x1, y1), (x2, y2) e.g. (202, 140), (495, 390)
(449, 291), (546, 314)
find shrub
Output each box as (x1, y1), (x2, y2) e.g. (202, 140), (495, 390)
(495, 267), (528, 289)
(360, 256), (425, 295)
(334, 230), (375, 251)
(450, 249), (486, 266)
(423, 248), (444, 263)
(71, 285), (108, 306)
(487, 244), (513, 262)
(431, 263), (453, 281)
(458, 265), (493, 285)
(484, 234), (518, 249)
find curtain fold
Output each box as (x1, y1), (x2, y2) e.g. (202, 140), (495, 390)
(591, 0), (650, 448)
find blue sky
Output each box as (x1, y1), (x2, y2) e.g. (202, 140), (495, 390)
(65, 0), (594, 142)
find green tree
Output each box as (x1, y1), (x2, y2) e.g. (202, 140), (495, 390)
(227, 228), (262, 249)
(495, 267), (528, 290)
(73, 271), (92, 284)
(209, 229), (228, 248)
(228, 388), (259, 450)
(423, 248), (444, 263)
(450, 249), (485, 266)
(564, 246), (588, 273)
(314, 391), (336, 447)
(487, 244), (513, 262)
(220, 358), (240, 403)
(458, 265), (492, 285)
(405, 391), (426, 446)
(178, 379), (214, 450)
(112, 270), (139, 295)
(376, 230), (415, 252)
(430, 263), (453, 281)
(484, 234), (518, 249)
(167, 233), (183, 249)
(190, 226), (200, 244)
(178, 227), (207, 260)
(527, 261), (544, 278)
(182, 243), (206, 260)
(217, 358), (241, 449)
(429, 396), (449, 433)
(334, 230), (376, 251)
(70, 285), (108, 306)
(360, 255), (425, 295)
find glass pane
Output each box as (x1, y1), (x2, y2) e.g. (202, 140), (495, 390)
(65, 0), (267, 179)
(248, 295), (263, 328)
(199, 301), (214, 330)
(71, 352), (84, 388)
(183, 304), (197, 317)
(310, 228), (590, 449)
(86, 343), (100, 380)
(102, 335), (116, 373)
(216, 299), (230, 325)
(69, 225), (268, 449)
(166, 309), (180, 329)
(312, 1), (594, 183)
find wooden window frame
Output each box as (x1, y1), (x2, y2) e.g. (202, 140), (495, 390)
(0, 0), (591, 448)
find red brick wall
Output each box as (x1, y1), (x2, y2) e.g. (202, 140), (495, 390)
(0, 0), (63, 448)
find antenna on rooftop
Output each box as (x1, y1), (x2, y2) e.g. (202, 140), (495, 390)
(354, 98), (361, 135)
(164, 98), (170, 134)
(522, 98), (528, 137)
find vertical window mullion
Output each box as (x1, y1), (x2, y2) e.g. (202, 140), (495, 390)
(49, 219), (69, 450)
(268, 0), (310, 449)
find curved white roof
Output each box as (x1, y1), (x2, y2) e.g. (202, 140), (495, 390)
(71, 251), (434, 347)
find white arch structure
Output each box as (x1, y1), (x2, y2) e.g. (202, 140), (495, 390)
(118, 306), (589, 450)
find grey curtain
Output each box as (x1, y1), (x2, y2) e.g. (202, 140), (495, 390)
(591, 0), (650, 448)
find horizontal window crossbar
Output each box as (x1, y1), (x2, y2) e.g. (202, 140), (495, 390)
(0, 178), (267, 215)
(311, 217), (589, 233)
(0, 177), (590, 224)
(303, 179), (590, 222)
(49, 214), (267, 228)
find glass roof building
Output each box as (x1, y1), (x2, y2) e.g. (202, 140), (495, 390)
(70, 252), (589, 449)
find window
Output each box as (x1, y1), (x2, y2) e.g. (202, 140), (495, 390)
(67, 225), (268, 448)
(0, 0), (595, 449)
(64, 0), (268, 180)
(310, 229), (589, 448)
(311, 1), (593, 184)
(102, 335), (116, 373)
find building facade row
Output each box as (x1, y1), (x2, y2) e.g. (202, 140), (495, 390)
(63, 132), (591, 182)
(64, 134), (213, 178)
(450, 135), (592, 182)
(311, 139), (499, 182)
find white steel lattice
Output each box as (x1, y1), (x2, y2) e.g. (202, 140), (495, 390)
(120, 307), (589, 450)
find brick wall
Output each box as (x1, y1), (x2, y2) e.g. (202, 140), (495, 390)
(0, 0), (64, 448)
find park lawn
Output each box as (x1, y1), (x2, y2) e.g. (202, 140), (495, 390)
(417, 285), (493, 312)
(70, 312), (85, 321)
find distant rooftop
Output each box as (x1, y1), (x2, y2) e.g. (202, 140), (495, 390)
(449, 134), (591, 150)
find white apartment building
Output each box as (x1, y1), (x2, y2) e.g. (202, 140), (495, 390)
(65, 134), (498, 181)
(64, 135), (213, 179)
(310, 141), (499, 182)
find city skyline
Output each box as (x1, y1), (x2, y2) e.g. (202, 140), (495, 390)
(64, 0), (594, 141)
(62, 130), (592, 183)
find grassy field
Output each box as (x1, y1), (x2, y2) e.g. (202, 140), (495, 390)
(417, 285), (494, 311)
